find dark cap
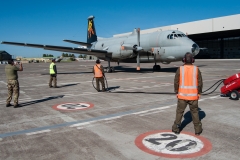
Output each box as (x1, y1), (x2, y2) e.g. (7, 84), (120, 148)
(52, 59), (56, 62)
(96, 59), (100, 64)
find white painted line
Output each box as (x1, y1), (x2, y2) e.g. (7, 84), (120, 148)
(83, 92), (94, 94)
(70, 122), (92, 127)
(26, 129), (51, 135)
(142, 86), (150, 88)
(139, 110), (164, 116)
(103, 116), (122, 121)
(0, 81), (7, 85)
(134, 106), (172, 115)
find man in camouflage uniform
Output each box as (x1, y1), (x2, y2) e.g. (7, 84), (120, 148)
(5, 59), (23, 108)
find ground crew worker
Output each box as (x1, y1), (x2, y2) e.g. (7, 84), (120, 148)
(49, 59), (58, 88)
(5, 59), (23, 108)
(172, 52), (203, 135)
(93, 59), (105, 92)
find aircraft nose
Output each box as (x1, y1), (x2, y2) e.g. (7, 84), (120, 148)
(191, 43), (200, 56)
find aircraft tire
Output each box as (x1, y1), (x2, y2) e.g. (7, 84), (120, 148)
(153, 65), (161, 71)
(111, 67), (115, 72)
(106, 67), (112, 73)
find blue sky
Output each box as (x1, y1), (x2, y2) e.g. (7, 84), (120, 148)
(1, 0), (240, 58)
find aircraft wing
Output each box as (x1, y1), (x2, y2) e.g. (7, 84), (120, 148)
(63, 39), (92, 47)
(1, 41), (109, 59)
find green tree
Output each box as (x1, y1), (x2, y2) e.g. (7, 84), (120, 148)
(43, 54), (46, 57)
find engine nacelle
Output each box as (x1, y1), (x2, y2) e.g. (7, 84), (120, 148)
(108, 44), (136, 59)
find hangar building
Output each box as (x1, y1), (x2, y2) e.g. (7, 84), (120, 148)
(0, 50), (13, 61)
(114, 14), (240, 59)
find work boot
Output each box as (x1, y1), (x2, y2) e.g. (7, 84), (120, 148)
(195, 129), (203, 136)
(6, 103), (11, 107)
(14, 104), (20, 108)
(49, 85), (53, 88)
(54, 86), (59, 88)
(172, 124), (181, 134)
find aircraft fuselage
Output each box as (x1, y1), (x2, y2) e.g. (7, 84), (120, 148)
(93, 30), (199, 64)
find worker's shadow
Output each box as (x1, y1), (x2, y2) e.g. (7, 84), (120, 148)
(179, 108), (206, 131)
(17, 95), (64, 108)
(106, 86), (120, 91)
(58, 83), (79, 88)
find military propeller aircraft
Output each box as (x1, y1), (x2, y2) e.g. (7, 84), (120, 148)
(1, 15), (200, 73)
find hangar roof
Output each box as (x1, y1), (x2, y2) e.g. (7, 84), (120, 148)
(113, 14), (240, 40)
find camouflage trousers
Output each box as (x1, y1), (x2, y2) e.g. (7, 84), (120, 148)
(49, 74), (57, 87)
(96, 77), (105, 91)
(6, 80), (19, 105)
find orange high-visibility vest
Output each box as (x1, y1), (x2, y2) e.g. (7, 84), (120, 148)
(94, 64), (103, 78)
(178, 65), (199, 100)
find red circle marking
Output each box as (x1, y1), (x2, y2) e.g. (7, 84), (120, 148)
(52, 102), (94, 111)
(135, 130), (212, 158)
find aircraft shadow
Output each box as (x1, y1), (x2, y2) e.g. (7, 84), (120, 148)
(112, 66), (178, 73)
(196, 65), (207, 67)
(16, 95), (64, 108)
(109, 91), (175, 94)
(41, 72), (93, 75)
(179, 108), (206, 131)
(59, 83), (79, 88)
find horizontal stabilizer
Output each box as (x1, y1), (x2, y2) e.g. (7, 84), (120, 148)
(63, 40), (92, 47)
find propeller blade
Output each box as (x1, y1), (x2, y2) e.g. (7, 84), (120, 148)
(136, 28), (140, 71)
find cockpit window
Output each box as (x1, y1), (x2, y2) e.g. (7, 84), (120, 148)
(168, 33), (186, 39)
(177, 34), (182, 37)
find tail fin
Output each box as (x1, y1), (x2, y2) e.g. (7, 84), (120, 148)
(87, 16), (97, 43)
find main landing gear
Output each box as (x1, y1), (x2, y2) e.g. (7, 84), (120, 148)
(106, 58), (115, 73)
(106, 67), (115, 73)
(153, 65), (161, 71)
(153, 54), (161, 71)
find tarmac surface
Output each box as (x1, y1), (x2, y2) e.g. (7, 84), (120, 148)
(0, 59), (239, 160)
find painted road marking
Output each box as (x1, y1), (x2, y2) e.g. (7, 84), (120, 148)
(139, 110), (165, 116)
(135, 130), (212, 158)
(0, 95), (222, 139)
(52, 102), (94, 111)
(26, 129), (51, 136)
